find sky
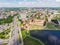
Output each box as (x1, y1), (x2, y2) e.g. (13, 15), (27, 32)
(0, 0), (60, 7)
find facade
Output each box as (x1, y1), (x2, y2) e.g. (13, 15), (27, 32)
(29, 19), (45, 26)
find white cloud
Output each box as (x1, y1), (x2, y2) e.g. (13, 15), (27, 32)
(0, 1), (60, 7)
(56, 0), (60, 2)
(18, 1), (60, 7)
(0, 3), (19, 7)
(18, 2), (42, 7)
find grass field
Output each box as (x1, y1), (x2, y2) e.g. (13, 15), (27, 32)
(24, 36), (44, 45)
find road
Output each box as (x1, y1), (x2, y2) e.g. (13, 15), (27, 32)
(8, 16), (24, 45)
(0, 39), (8, 45)
(0, 16), (24, 45)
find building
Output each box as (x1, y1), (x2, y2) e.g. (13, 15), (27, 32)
(0, 24), (10, 33)
(29, 18), (46, 26)
(23, 23), (30, 30)
(34, 12), (42, 17)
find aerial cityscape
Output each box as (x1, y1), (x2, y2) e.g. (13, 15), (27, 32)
(0, 0), (60, 45)
(0, 7), (60, 45)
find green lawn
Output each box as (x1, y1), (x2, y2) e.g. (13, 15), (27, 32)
(18, 33), (21, 43)
(0, 14), (17, 25)
(18, 30), (30, 43)
(24, 36), (44, 45)
(0, 29), (10, 39)
(2, 43), (8, 45)
(46, 23), (57, 30)
(53, 14), (60, 20)
(46, 22), (60, 30)
(21, 30), (30, 38)
(55, 25), (60, 29)
(30, 25), (45, 30)
(0, 15), (13, 25)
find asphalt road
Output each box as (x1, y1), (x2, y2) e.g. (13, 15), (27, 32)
(8, 16), (24, 45)
(0, 16), (24, 45)
(0, 39), (8, 45)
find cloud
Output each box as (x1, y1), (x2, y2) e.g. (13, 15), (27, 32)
(0, 0), (60, 7)
(18, 1), (42, 7)
(0, 3), (19, 7)
(56, 0), (60, 2)
(19, 0), (41, 2)
(18, 1), (60, 7)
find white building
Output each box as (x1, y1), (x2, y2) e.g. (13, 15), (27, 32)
(19, 12), (27, 20)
